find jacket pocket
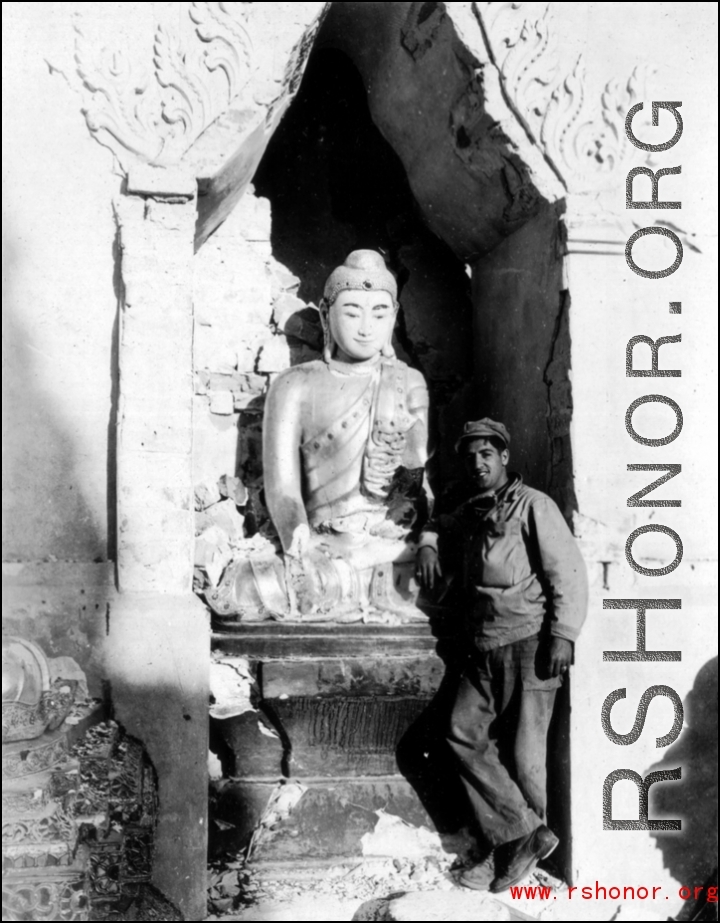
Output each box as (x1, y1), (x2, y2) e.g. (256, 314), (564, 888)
(522, 671), (563, 691)
(476, 520), (525, 588)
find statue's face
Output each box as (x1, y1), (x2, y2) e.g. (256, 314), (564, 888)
(328, 289), (397, 362)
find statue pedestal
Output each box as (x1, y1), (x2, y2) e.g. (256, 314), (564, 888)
(211, 618), (472, 866)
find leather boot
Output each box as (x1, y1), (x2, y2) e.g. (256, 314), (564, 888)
(490, 826), (559, 893)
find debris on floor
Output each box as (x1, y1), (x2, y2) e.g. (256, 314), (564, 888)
(353, 889), (513, 920)
(205, 847), (577, 921)
(360, 809), (455, 859)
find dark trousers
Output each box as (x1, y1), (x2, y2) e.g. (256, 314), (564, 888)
(447, 634), (560, 847)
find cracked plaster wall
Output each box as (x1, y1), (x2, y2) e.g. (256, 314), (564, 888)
(2, 4), (121, 688)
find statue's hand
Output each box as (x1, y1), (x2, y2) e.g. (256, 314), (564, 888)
(286, 523), (312, 559)
(416, 546), (442, 590)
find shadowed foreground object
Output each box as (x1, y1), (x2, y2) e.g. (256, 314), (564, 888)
(2, 638), (182, 922)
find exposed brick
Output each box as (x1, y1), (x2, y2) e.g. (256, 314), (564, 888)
(195, 499), (246, 543)
(195, 480), (222, 512)
(272, 292), (307, 328)
(234, 392), (265, 413)
(233, 191), (272, 242)
(270, 265), (301, 298)
(209, 391), (235, 416)
(257, 334), (291, 373)
(218, 475), (249, 507)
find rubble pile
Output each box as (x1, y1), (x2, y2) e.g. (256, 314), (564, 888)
(205, 806), (571, 921)
(206, 854), (569, 921)
(207, 815), (473, 919)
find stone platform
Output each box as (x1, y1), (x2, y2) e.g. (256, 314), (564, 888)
(211, 619), (470, 865)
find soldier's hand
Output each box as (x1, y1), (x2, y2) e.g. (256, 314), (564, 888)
(416, 546), (442, 590)
(547, 637), (573, 677)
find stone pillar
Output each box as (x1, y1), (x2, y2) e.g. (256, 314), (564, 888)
(470, 202), (568, 506)
(106, 171), (210, 921)
(114, 181), (197, 595)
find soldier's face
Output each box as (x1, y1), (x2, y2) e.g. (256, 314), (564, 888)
(463, 438), (509, 494)
(329, 290), (397, 362)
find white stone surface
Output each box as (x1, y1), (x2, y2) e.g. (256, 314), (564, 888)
(361, 812), (449, 860)
(257, 334), (292, 373)
(209, 896), (361, 922)
(354, 891), (511, 921)
(210, 391), (236, 416)
(2, 3), (120, 559)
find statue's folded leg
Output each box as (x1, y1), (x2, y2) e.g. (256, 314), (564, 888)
(208, 551), (290, 622)
(208, 545), (429, 623)
(368, 560), (429, 621)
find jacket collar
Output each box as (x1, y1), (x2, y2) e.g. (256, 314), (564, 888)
(464, 471), (522, 516)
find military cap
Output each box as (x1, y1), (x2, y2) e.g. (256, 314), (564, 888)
(455, 418), (511, 453)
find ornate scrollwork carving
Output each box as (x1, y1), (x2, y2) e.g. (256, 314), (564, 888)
(74, 2), (254, 168)
(2, 714), (164, 923)
(2, 811), (76, 847)
(2, 878), (89, 922)
(474, 1), (650, 193)
(541, 62), (650, 193)
(2, 736), (70, 780)
(2, 688), (76, 743)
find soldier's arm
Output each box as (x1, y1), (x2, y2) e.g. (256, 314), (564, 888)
(416, 507), (465, 590)
(530, 497), (589, 647)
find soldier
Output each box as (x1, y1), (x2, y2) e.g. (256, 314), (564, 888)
(416, 419), (588, 893)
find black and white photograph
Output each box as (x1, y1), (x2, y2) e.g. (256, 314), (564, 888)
(2, 2), (717, 921)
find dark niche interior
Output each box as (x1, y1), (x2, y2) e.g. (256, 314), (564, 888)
(254, 46), (476, 495)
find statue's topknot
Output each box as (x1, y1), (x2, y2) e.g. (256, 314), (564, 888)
(323, 250), (398, 305)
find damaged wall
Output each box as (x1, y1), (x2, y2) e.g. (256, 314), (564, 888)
(254, 46), (476, 494)
(318, 1), (545, 261)
(192, 43), (477, 568)
(191, 186), (316, 586)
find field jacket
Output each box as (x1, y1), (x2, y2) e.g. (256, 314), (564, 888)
(418, 474), (588, 650)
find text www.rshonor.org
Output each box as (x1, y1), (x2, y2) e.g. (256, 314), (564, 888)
(509, 883), (718, 902)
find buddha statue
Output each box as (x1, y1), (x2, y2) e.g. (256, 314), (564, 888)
(208, 250), (432, 623)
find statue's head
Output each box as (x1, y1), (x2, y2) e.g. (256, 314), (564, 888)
(320, 250), (399, 363)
